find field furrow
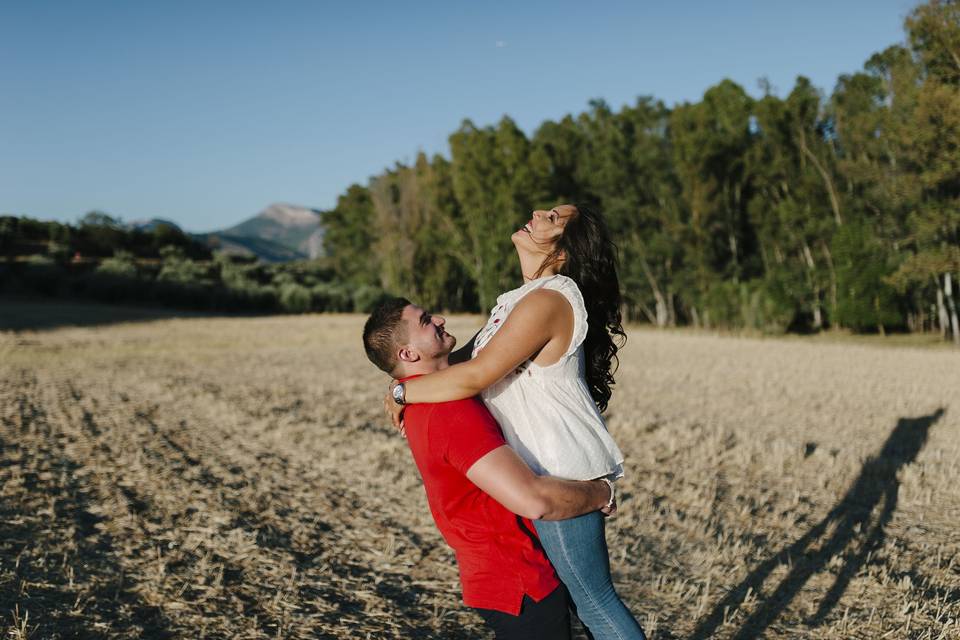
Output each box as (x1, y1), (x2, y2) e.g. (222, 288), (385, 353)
(2, 310), (960, 639)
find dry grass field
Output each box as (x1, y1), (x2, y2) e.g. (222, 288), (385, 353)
(2, 300), (959, 639)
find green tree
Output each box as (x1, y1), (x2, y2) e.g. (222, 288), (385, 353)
(446, 116), (540, 311)
(321, 184), (379, 287)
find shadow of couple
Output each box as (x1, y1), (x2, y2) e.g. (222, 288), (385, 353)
(689, 408), (948, 640)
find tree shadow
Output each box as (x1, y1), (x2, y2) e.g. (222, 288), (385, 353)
(0, 295), (249, 332)
(0, 430), (174, 637)
(690, 408), (945, 640)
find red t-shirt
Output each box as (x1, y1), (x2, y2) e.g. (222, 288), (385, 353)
(400, 380), (560, 615)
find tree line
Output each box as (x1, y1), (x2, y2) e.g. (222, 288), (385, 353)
(2, 1), (957, 341)
(321, 0), (960, 341)
(0, 213), (388, 314)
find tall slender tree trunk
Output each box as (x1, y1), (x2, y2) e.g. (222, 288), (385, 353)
(638, 252), (668, 328)
(637, 302), (657, 325)
(875, 295), (886, 336)
(936, 283), (949, 340)
(820, 240), (838, 328)
(802, 241), (822, 330)
(667, 283), (676, 327)
(797, 127), (843, 226)
(945, 273), (960, 345)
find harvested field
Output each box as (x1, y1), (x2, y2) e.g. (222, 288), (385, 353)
(1, 302), (959, 639)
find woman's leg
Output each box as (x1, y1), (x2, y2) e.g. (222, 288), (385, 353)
(534, 512), (646, 640)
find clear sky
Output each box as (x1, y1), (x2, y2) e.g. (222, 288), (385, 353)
(1, 0), (916, 232)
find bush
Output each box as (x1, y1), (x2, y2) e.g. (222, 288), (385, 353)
(20, 255), (62, 296)
(833, 223), (903, 332)
(76, 270), (145, 304)
(352, 285), (390, 313)
(279, 283), (312, 313)
(97, 250), (138, 278)
(157, 245), (207, 284)
(739, 278), (797, 333)
(311, 282), (352, 312)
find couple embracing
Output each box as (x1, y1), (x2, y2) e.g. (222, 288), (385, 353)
(362, 204), (647, 639)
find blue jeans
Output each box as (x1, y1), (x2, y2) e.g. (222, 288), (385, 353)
(534, 512), (646, 640)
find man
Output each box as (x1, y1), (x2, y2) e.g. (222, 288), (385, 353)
(362, 297), (615, 640)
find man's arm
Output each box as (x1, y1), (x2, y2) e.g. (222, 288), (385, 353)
(465, 445), (612, 521)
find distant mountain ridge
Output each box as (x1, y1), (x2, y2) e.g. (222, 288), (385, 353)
(125, 218), (183, 232)
(194, 203), (325, 263)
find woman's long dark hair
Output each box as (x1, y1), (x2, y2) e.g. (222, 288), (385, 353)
(535, 205), (626, 413)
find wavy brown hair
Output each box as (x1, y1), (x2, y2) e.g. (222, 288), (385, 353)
(535, 204), (626, 413)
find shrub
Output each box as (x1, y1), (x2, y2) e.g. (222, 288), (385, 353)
(279, 283), (312, 313)
(20, 255), (62, 296)
(352, 285), (390, 313)
(97, 250), (138, 278)
(311, 282), (352, 312)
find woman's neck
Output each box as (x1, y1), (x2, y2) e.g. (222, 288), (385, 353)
(518, 250), (559, 283)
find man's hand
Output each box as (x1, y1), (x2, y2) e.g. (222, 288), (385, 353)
(383, 380), (405, 436)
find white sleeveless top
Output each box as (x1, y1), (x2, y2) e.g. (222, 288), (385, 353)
(471, 274), (625, 480)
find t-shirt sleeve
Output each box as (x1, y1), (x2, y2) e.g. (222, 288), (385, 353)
(438, 399), (507, 475)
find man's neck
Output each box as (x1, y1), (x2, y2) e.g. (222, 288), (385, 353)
(400, 355), (450, 379)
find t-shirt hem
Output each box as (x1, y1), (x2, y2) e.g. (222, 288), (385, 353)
(463, 581), (561, 616)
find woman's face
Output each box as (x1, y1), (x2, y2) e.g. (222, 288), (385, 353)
(511, 204), (577, 256)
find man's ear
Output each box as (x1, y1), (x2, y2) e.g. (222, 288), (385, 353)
(397, 345), (420, 364)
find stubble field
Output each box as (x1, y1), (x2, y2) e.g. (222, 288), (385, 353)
(2, 301), (959, 639)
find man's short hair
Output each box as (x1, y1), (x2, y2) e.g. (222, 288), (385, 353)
(363, 297), (412, 375)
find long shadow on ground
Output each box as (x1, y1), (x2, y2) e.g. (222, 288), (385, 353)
(690, 408), (945, 640)
(0, 296), (251, 332)
(0, 397), (173, 638)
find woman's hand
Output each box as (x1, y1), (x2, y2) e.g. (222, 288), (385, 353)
(600, 496), (618, 517)
(383, 380), (406, 436)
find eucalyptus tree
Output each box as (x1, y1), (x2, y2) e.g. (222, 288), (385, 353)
(669, 80), (755, 327)
(528, 115), (586, 207)
(369, 163), (421, 298)
(829, 47), (921, 331)
(571, 98), (682, 325)
(886, 0), (960, 342)
(410, 153), (475, 311)
(321, 184), (379, 288)
(446, 116), (539, 311)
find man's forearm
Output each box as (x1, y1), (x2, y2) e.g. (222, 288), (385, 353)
(533, 477), (609, 520)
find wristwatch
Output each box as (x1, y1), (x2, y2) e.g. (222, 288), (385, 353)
(392, 382), (406, 406)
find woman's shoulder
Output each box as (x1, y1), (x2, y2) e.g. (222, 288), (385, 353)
(497, 275), (582, 313)
(519, 274), (579, 294)
(539, 275), (585, 310)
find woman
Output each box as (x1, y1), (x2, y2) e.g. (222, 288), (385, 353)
(386, 204), (646, 639)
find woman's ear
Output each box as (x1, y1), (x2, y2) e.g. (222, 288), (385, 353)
(553, 249), (568, 270)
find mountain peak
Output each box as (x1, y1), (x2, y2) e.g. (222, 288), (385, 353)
(195, 203), (325, 262)
(258, 203), (322, 228)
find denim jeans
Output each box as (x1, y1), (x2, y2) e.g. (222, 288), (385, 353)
(534, 512), (646, 640)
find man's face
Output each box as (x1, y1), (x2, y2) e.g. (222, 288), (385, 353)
(399, 304), (456, 365)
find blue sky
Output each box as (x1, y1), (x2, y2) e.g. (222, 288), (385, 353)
(1, 0), (916, 231)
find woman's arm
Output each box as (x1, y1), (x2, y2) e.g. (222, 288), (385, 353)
(403, 288), (571, 403)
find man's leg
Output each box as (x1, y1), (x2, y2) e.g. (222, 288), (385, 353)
(473, 584), (572, 640)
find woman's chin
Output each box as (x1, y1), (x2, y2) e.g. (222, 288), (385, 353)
(510, 230), (530, 248)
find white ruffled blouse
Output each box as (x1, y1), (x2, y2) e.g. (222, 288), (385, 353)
(471, 274), (625, 480)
